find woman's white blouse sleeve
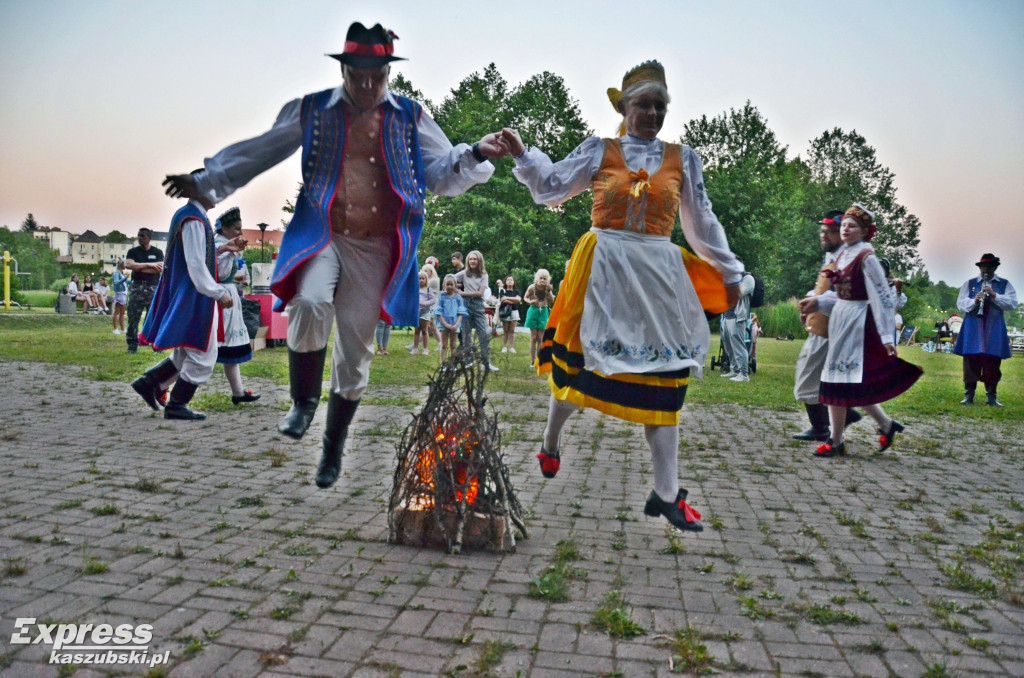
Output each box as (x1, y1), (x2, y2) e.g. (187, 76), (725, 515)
(511, 137), (604, 207)
(678, 147), (744, 285)
(863, 253), (896, 345)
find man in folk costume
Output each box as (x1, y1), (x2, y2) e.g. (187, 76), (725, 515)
(794, 211), (862, 441)
(132, 185), (241, 420)
(162, 22), (504, 488)
(953, 253), (1017, 406)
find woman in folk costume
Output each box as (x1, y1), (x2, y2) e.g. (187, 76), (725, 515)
(815, 204), (923, 457)
(499, 61), (744, 533)
(213, 207), (260, 404)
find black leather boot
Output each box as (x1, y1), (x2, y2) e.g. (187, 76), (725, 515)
(793, 404), (830, 441)
(960, 387), (976, 405)
(131, 358), (178, 411)
(278, 348), (327, 439)
(316, 393), (360, 488)
(845, 408), (863, 426)
(164, 379), (205, 420)
(985, 387), (1003, 407)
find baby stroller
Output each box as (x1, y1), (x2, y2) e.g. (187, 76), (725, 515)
(709, 316), (758, 374)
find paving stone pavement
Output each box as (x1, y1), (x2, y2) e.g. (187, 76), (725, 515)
(0, 359), (1022, 678)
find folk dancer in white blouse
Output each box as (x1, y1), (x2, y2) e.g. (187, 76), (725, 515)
(162, 22), (506, 489)
(497, 60), (746, 534)
(811, 205), (922, 457)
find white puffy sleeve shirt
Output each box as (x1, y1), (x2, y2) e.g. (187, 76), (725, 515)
(511, 134), (744, 285)
(193, 87), (493, 203)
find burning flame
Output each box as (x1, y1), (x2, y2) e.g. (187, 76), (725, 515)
(405, 426), (480, 509)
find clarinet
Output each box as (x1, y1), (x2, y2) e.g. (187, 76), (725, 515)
(977, 272), (992, 317)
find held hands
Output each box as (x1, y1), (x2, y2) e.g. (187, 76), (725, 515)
(476, 133), (508, 159)
(725, 283), (743, 309)
(797, 296), (818, 314)
(218, 236), (248, 254)
(498, 129), (525, 157)
(885, 344), (898, 357)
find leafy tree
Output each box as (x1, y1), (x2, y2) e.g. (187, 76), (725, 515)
(416, 65), (593, 287)
(0, 226), (64, 290)
(681, 102), (818, 301)
(389, 72), (431, 110)
(805, 128), (922, 275)
(20, 213), (39, 233)
(105, 230), (129, 243)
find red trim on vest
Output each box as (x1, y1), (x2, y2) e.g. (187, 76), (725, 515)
(343, 41), (393, 57)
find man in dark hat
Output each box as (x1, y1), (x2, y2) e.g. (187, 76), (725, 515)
(793, 211), (862, 439)
(952, 254), (1017, 406)
(162, 21), (506, 488)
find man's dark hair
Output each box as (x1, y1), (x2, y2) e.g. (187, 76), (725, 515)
(451, 252), (463, 261)
(138, 228), (153, 237)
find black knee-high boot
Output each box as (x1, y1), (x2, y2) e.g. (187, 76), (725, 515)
(793, 403), (830, 441)
(278, 347), (327, 439)
(131, 358), (179, 411)
(316, 392), (360, 489)
(164, 379), (205, 420)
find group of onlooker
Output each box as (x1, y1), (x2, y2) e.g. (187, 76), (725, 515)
(371, 250), (558, 370)
(66, 273), (110, 313)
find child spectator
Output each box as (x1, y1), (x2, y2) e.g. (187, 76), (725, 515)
(498, 275), (522, 353)
(111, 261), (129, 334)
(435, 274), (467, 363)
(524, 268), (555, 364)
(412, 270), (438, 354)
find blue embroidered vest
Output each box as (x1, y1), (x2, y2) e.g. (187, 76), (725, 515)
(953, 276), (1012, 359)
(269, 89), (427, 326)
(142, 202), (217, 351)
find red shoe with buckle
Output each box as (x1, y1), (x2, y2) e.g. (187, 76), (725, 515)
(814, 439), (846, 457)
(536, 446), (560, 479)
(644, 489), (703, 532)
(878, 420), (904, 451)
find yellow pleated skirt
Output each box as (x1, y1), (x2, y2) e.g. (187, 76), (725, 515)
(537, 230), (729, 425)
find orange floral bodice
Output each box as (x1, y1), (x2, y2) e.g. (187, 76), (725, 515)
(590, 138), (683, 237)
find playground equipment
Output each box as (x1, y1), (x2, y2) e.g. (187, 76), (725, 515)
(2, 250), (31, 311)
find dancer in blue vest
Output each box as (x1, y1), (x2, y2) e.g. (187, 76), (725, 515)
(953, 253), (1017, 406)
(132, 187), (242, 420)
(162, 22), (505, 488)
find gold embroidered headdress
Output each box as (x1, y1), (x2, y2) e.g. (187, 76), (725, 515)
(607, 60), (667, 137)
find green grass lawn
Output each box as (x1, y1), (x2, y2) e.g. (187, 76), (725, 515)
(0, 313), (1020, 421)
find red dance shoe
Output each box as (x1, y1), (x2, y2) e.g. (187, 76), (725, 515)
(536, 446), (560, 479)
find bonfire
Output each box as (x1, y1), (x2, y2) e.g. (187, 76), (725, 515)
(388, 348), (528, 554)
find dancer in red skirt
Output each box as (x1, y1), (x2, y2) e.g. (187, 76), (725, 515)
(813, 204), (922, 457)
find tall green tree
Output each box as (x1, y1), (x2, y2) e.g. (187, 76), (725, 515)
(805, 128), (922, 275)
(20, 213), (39, 233)
(681, 102), (818, 300)
(0, 227), (64, 290)
(415, 65), (592, 287)
(105, 230), (129, 243)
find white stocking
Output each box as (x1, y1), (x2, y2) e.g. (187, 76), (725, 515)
(543, 396), (579, 453)
(224, 363), (244, 397)
(645, 424), (679, 503)
(861, 403), (890, 430)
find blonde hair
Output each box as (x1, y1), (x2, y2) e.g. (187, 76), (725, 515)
(420, 263), (437, 279)
(534, 268), (550, 286)
(442, 274), (458, 287)
(466, 250), (486, 277)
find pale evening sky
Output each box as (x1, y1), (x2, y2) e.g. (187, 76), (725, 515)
(1, 0), (1021, 288)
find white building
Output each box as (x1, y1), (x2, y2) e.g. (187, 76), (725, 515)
(31, 227), (73, 256)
